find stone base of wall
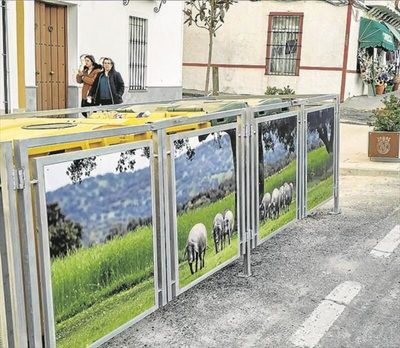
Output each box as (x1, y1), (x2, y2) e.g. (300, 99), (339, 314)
(16, 86), (182, 114)
(26, 86), (37, 112)
(124, 86), (182, 104)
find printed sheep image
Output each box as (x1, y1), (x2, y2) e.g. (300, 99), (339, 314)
(212, 213), (224, 253)
(261, 182), (295, 221)
(184, 223), (207, 275)
(222, 209), (234, 248)
(260, 192), (271, 220)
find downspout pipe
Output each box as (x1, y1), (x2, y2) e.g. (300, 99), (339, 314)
(340, 0), (353, 102)
(2, 0), (11, 113)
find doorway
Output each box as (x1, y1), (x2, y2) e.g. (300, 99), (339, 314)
(34, 1), (67, 111)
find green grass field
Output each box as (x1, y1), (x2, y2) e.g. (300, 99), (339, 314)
(307, 146), (333, 210)
(179, 233), (238, 288)
(259, 146), (333, 240)
(52, 225), (154, 323)
(176, 193), (238, 288)
(56, 279), (154, 348)
(51, 146), (333, 346)
(52, 189), (238, 346)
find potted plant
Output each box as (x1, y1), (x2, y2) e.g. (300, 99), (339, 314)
(375, 71), (391, 95)
(394, 74), (400, 91)
(375, 79), (385, 95)
(368, 95), (400, 161)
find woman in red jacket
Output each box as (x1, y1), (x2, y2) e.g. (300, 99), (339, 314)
(76, 55), (102, 117)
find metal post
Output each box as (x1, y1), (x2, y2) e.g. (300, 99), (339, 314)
(13, 142), (42, 347)
(163, 132), (176, 301)
(302, 105), (308, 218)
(0, 142), (28, 348)
(332, 96), (341, 214)
(152, 130), (168, 306)
(2, 0), (11, 113)
(250, 111), (257, 248)
(296, 104), (308, 219)
(243, 108), (251, 276)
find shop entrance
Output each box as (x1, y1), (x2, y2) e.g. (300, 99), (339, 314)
(34, 1), (67, 110)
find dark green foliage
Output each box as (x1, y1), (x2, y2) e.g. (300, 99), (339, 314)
(47, 203), (82, 258)
(262, 118), (297, 153)
(177, 177), (235, 213)
(261, 108), (334, 155)
(174, 138), (196, 161)
(183, 0), (236, 33)
(265, 85), (295, 95)
(116, 150), (136, 173)
(66, 157), (97, 184)
(370, 95), (400, 132)
(66, 148), (146, 185)
(105, 217), (152, 241)
(308, 109), (335, 153)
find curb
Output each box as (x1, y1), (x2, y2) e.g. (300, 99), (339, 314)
(340, 167), (400, 177)
(340, 118), (369, 126)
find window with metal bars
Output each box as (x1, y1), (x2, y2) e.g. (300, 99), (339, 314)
(266, 13), (303, 76)
(129, 16), (148, 90)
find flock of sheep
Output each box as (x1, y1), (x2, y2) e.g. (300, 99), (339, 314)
(183, 181), (294, 276)
(184, 209), (234, 275)
(260, 182), (294, 221)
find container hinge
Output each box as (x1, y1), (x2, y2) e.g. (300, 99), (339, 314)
(13, 168), (25, 190)
(244, 124), (251, 137)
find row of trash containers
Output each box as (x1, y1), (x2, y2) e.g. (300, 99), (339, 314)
(0, 97), (286, 158)
(0, 96), (287, 348)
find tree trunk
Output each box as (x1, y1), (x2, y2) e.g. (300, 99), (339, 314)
(205, 28), (213, 95)
(205, 0), (215, 95)
(317, 121), (334, 154)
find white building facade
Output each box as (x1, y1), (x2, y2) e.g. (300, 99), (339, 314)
(0, 0), (184, 113)
(183, 0), (400, 101)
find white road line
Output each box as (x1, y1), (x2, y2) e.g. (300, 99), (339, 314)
(290, 281), (362, 348)
(370, 225), (400, 258)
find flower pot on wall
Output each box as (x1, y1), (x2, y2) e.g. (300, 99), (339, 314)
(375, 84), (385, 95)
(368, 131), (400, 162)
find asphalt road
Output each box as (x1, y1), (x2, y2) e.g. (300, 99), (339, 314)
(103, 174), (400, 348)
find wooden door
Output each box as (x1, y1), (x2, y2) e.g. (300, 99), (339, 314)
(35, 1), (67, 111)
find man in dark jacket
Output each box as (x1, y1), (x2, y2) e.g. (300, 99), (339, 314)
(88, 57), (124, 105)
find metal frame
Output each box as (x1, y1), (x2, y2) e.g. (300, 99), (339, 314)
(252, 110), (300, 245)
(0, 94), (340, 347)
(333, 97), (341, 214)
(32, 140), (159, 348)
(1, 96), (217, 119)
(168, 121), (242, 296)
(12, 123), (154, 347)
(304, 103), (337, 217)
(0, 142), (28, 348)
(0, 254), (6, 348)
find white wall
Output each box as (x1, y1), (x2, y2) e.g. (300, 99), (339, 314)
(2, 0), (183, 112)
(0, 0), (19, 112)
(183, 0), (364, 98)
(72, 0), (183, 88)
(344, 7), (365, 99)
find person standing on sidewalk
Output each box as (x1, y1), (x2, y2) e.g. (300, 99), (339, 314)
(76, 54), (102, 117)
(88, 57), (124, 106)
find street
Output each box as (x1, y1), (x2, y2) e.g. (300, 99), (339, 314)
(103, 174), (400, 348)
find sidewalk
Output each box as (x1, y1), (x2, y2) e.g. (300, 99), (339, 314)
(340, 123), (400, 177)
(340, 92), (400, 177)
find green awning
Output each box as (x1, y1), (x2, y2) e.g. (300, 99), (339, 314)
(359, 17), (396, 51)
(384, 22), (400, 44)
